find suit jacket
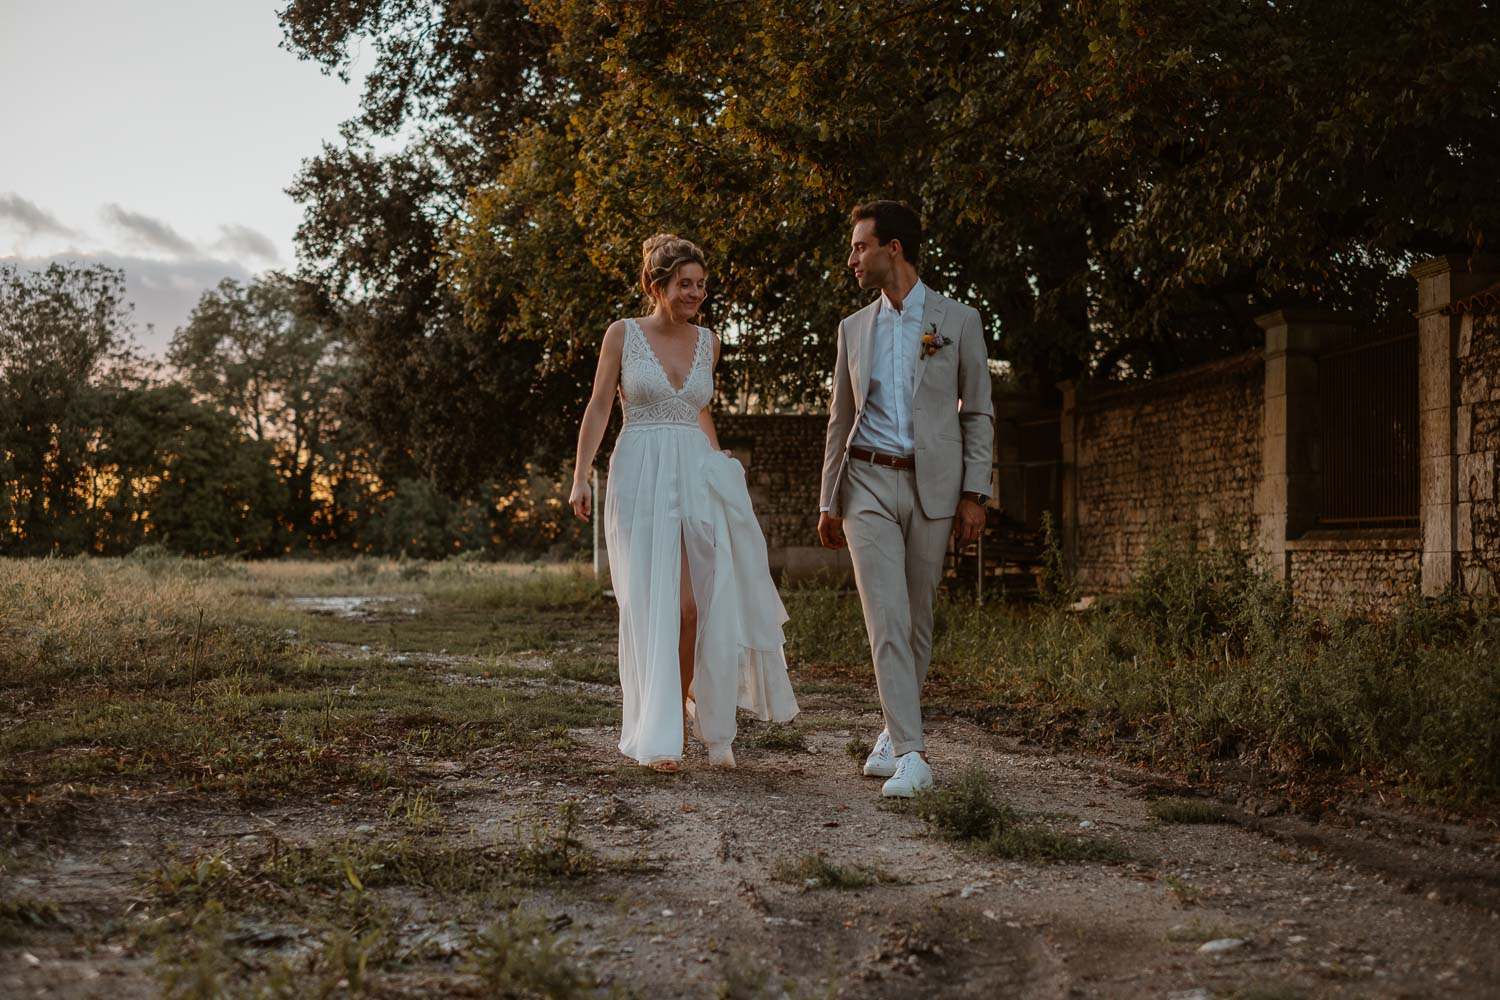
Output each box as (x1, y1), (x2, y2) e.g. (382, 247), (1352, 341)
(819, 286), (995, 521)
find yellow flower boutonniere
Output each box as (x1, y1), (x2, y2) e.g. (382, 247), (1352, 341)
(921, 323), (948, 359)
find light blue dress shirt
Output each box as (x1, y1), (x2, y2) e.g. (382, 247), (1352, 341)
(850, 279), (927, 458)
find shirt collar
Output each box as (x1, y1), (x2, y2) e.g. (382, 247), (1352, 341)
(879, 278), (927, 319)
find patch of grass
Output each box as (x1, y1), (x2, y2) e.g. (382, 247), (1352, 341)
(1150, 796), (1237, 825)
(466, 910), (593, 999)
(845, 736), (867, 760)
(783, 527), (1500, 805)
(0, 897), (64, 945)
(1165, 917), (1249, 943)
(1165, 873), (1201, 906)
(512, 801), (595, 880)
(148, 834), (515, 905)
(548, 652), (617, 685)
(387, 790), (444, 833)
(911, 767), (1128, 863)
(770, 852), (896, 890)
(740, 722), (808, 753)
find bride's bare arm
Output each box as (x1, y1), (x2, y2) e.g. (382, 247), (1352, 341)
(569, 321), (626, 520)
(698, 331), (723, 451)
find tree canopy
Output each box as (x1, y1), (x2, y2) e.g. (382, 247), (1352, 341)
(280, 0), (1500, 482)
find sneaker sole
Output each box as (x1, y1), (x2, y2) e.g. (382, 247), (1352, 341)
(880, 782), (931, 798)
(862, 761), (896, 778)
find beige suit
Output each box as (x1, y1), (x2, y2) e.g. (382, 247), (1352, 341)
(819, 287), (994, 756)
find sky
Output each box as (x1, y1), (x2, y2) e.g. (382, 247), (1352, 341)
(1, 1), (373, 355)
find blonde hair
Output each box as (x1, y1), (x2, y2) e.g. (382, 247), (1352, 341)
(640, 234), (707, 300)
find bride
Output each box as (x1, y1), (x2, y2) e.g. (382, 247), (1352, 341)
(569, 234), (799, 771)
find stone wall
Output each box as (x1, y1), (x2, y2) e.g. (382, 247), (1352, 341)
(1285, 535), (1422, 610)
(714, 414), (851, 582)
(1456, 304), (1500, 595)
(1065, 354), (1264, 593)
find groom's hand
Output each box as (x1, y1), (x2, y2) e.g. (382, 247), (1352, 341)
(953, 498), (985, 549)
(817, 512), (846, 550)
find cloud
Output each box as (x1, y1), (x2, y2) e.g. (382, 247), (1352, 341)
(214, 223), (281, 263)
(3, 252), (256, 357)
(100, 203), (197, 257)
(0, 192), (80, 241)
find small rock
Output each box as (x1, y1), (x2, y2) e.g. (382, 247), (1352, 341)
(353, 824), (375, 836)
(1287, 935), (1308, 945)
(660, 909), (674, 917)
(23, 953), (41, 967)
(1078, 820), (1096, 830)
(1166, 989), (1213, 1000)
(1197, 938), (1247, 954)
(648, 934), (666, 944)
(960, 882), (989, 899)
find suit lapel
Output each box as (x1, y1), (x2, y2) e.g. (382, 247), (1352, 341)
(912, 289), (948, 396)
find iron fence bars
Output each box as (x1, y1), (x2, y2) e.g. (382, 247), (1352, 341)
(1316, 329), (1419, 528)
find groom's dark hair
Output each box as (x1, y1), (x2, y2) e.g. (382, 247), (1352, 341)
(850, 200), (922, 265)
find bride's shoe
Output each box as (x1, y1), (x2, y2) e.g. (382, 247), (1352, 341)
(707, 743), (736, 769)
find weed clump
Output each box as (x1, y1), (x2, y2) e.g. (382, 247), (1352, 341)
(770, 852), (894, 890)
(912, 768), (1127, 863)
(467, 911), (592, 998)
(740, 722), (808, 753)
(1149, 797), (1237, 825)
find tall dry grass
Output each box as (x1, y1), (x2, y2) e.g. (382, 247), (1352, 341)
(784, 534), (1500, 803)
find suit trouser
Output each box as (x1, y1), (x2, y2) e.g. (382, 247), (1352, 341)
(841, 458), (953, 758)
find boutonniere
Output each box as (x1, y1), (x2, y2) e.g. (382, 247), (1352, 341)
(921, 323), (949, 358)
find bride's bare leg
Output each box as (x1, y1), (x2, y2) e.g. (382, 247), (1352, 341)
(678, 540), (696, 751)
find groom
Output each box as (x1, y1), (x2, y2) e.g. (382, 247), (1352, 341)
(817, 200), (994, 797)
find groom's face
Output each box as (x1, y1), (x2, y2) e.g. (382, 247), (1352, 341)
(848, 218), (894, 291)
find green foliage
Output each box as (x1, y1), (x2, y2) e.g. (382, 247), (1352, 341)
(1148, 797), (1237, 825)
(1037, 510), (1076, 608)
(770, 852), (892, 890)
(286, 0), (1500, 477)
(96, 384), (287, 556)
(466, 911), (593, 999)
(0, 261), (134, 555)
(912, 768), (1128, 862)
(787, 529), (1499, 800)
(169, 273), (347, 549)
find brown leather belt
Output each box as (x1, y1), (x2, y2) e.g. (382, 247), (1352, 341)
(848, 446), (915, 469)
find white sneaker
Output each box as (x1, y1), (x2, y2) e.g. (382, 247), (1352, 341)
(862, 730), (896, 778)
(881, 752), (933, 798)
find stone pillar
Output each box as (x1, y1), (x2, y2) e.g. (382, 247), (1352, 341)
(1411, 254), (1500, 595)
(1057, 380), (1079, 580)
(1254, 309), (1353, 580)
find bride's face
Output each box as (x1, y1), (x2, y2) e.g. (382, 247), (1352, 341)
(655, 263), (707, 322)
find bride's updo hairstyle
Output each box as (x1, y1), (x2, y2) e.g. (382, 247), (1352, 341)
(640, 234), (707, 301)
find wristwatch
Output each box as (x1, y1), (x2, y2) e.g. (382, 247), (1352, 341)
(961, 491), (988, 505)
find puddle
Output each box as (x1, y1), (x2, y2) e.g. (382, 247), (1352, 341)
(280, 595), (421, 618)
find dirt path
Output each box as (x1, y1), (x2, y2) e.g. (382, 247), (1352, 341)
(5, 606), (1498, 998)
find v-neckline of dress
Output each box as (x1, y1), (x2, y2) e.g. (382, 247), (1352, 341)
(633, 318), (701, 394)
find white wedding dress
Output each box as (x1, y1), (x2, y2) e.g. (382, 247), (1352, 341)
(604, 318), (800, 766)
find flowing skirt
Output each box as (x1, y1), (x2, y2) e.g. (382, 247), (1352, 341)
(604, 423), (799, 765)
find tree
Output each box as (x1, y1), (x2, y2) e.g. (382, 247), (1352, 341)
(170, 273), (345, 546)
(285, 0), (1500, 462)
(90, 383), (286, 556)
(279, 0), (583, 494)
(0, 262), (134, 555)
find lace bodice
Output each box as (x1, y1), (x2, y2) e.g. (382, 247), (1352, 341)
(619, 318), (713, 426)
